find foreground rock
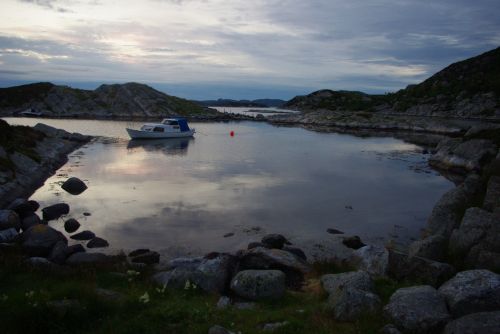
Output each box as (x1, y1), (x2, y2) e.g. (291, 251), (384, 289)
(70, 230), (95, 241)
(438, 269), (500, 317)
(21, 224), (67, 257)
(153, 253), (236, 294)
(65, 252), (113, 266)
(0, 210), (20, 232)
(342, 236), (366, 249)
(350, 245), (388, 276)
(208, 325), (234, 334)
(61, 177), (87, 195)
(387, 249), (455, 287)
(42, 203), (70, 221)
(448, 207), (500, 271)
(384, 285), (450, 334)
(321, 271), (373, 295)
(443, 311), (500, 334)
(21, 213), (41, 231)
(130, 250), (160, 264)
(230, 270), (286, 300)
(237, 247), (311, 288)
(87, 237), (109, 248)
(326, 287), (381, 321)
(0, 228), (18, 243)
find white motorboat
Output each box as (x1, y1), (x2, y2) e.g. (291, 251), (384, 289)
(126, 117), (195, 139)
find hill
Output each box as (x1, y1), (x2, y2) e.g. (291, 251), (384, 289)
(285, 46), (500, 119)
(0, 82), (216, 119)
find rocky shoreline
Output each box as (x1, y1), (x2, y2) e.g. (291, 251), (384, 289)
(1, 119), (500, 333)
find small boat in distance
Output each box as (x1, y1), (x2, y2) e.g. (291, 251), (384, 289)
(126, 117), (195, 139)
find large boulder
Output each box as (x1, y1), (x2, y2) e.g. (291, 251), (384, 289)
(61, 177), (88, 195)
(153, 254), (236, 294)
(0, 228), (18, 243)
(10, 200), (39, 219)
(429, 138), (497, 173)
(448, 207), (500, 271)
(426, 175), (483, 237)
(48, 240), (72, 264)
(0, 210), (20, 232)
(237, 247), (311, 288)
(261, 234), (290, 249)
(443, 311), (500, 334)
(483, 176), (500, 211)
(350, 245), (388, 276)
(438, 270), (500, 318)
(387, 249), (455, 287)
(384, 285), (450, 334)
(325, 288), (381, 321)
(21, 213), (41, 231)
(321, 271), (374, 295)
(230, 270), (286, 300)
(41, 203), (70, 221)
(408, 235), (448, 262)
(21, 224), (67, 257)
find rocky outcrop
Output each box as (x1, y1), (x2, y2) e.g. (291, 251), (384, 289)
(0, 121), (90, 209)
(443, 311), (500, 334)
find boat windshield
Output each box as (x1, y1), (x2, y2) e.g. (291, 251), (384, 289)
(162, 120), (179, 125)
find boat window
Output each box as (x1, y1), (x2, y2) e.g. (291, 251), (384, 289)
(153, 127), (164, 132)
(162, 120), (179, 125)
(141, 125), (152, 131)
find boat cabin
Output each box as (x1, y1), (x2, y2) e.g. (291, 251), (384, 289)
(139, 118), (191, 133)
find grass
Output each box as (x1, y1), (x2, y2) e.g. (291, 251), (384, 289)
(0, 251), (410, 334)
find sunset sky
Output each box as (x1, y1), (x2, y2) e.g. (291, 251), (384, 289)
(0, 0), (499, 99)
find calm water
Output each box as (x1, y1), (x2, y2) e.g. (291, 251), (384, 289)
(4, 118), (453, 258)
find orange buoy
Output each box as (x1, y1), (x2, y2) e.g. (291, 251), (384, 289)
(230, 131), (235, 137)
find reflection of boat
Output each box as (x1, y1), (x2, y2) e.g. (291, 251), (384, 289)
(127, 137), (192, 155)
(19, 108), (43, 117)
(126, 118), (195, 139)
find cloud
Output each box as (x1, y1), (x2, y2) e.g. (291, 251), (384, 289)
(1, 0), (500, 98)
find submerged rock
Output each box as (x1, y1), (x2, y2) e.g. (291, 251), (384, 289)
(230, 270), (286, 300)
(61, 177), (88, 195)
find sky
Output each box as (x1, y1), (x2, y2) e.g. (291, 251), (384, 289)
(0, 0), (499, 100)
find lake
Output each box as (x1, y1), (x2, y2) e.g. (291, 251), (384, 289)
(4, 117), (453, 259)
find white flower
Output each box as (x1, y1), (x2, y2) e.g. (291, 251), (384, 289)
(139, 292), (150, 304)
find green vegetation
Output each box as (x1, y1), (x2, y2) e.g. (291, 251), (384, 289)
(0, 252), (409, 334)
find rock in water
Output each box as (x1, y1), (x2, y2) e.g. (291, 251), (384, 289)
(64, 218), (80, 233)
(61, 177), (88, 195)
(0, 210), (21, 232)
(41, 203), (70, 221)
(342, 236), (366, 249)
(21, 224), (67, 257)
(438, 269), (500, 317)
(128, 248), (150, 257)
(10, 200), (39, 219)
(230, 270), (286, 300)
(261, 234), (290, 249)
(87, 237), (109, 248)
(384, 285), (450, 334)
(70, 230), (95, 241)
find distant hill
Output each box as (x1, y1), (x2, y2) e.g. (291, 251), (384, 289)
(197, 98), (286, 108)
(0, 82), (216, 118)
(285, 46), (500, 119)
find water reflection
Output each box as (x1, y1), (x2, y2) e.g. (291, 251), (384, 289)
(126, 137), (193, 155)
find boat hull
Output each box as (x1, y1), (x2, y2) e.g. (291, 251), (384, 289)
(126, 128), (195, 139)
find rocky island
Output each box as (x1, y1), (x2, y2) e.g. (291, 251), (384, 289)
(1, 47), (500, 334)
